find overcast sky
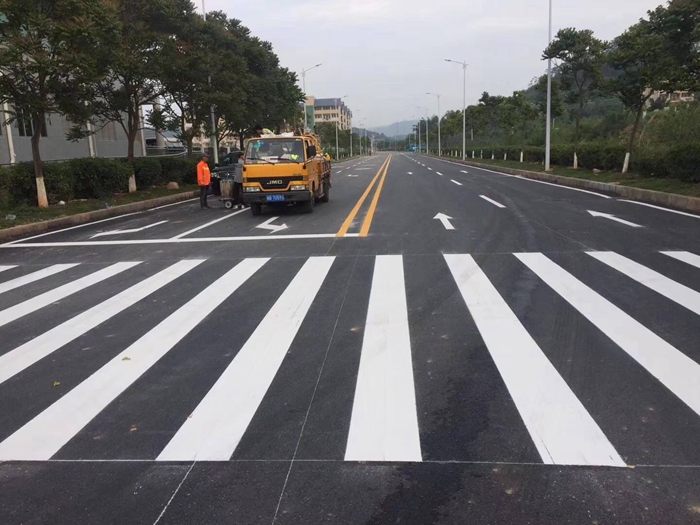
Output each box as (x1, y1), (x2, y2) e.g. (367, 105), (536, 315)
(204, 0), (664, 128)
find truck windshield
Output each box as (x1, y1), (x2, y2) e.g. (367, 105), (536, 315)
(246, 138), (305, 164)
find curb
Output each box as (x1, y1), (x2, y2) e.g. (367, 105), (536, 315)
(0, 191), (197, 243)
(426, 155), (700, 214)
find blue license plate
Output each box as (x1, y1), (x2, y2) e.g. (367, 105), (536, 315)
(266, 195), (285, 202)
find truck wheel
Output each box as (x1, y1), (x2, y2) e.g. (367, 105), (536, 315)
(250, 203), (262, 216)
(321, 180), (330, 203)
(300, 196), (314, 214)
(224, 200), (233, 209)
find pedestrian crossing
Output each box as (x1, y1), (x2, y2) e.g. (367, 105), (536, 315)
(0, 251), (698, 465)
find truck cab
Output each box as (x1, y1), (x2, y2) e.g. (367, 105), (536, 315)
(242, 133), (331, 215)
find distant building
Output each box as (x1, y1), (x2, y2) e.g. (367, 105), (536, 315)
(0, 104), (144, 165)
(647, 90), (696, 106)
(305, 96), (353, 131)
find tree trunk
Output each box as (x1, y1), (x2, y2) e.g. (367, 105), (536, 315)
(623, 105), (645, 174)
(31, 113), (48, 208)
(126, 107), (138, 192)
(573, 114), (581, 169)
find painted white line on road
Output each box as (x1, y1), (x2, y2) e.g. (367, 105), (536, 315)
(346, 255), (422, 462)
(618, 200), (700, 219)
(1, 212), (143, 246)
(0, 262), (140, 329)
(480, 196), (506, 208)
(171, 208), (248, 239)
(407, 172), (413, 175)
(158, 257), (334, 461)
(517, 252), (700, 419)
(417, 156), (612, 199)
(436, 172), (444, 176)
(149, 198), (198, 211)
(91, 220), (169, 239)
(0, 264), (78, 296)
(1, 233), (348, 247)
(460, 170), (468, 174)
(588, 210), (642, 228)
(0, 260), (205, 386)
(0, 258), (268, 461)
(0, 265), (16, 274)
(450, 180), (463, 186)
(588, 252), (700, 316)
(445, 254), (625, 467)
(662, 251), (700, 269)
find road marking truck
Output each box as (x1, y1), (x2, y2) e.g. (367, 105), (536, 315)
(242, 133), (331, 216)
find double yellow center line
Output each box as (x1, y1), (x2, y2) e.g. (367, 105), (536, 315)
(336, 155), (392, 238)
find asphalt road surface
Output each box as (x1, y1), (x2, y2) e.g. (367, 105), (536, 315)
(1, 153), (700, 525)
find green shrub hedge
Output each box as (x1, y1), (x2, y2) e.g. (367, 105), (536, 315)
(450, 143), (700, 182)
(69, 158), (132, 199)
(131, 157), (164, 188)
(0, 162), (75, 205)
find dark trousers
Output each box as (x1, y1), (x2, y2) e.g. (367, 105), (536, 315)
(233, 181), (243, 205)
(199, 185), (209, 208)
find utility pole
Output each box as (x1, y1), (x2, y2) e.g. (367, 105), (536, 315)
(301, 63), (322, 132)
(446, 59), (468, 160)
(545, 0), (553, 171)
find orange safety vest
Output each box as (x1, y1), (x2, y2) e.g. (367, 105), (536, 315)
(197, 161), (211, 186)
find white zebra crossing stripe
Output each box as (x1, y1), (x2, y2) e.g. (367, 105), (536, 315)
(516, 253), (700, 419)
(0, 262), (140, 329)
(157, 256), (335, 461)
(0, 263), (78, 296)
(345, 255), (422, 462)
(0, 260), (205, 386)
(0, 265), (16, 274)
(0, 258), (268, 461)
(662, 251), (700, 270)
(444, 254), (625, 467)
(588, 252), (700, 316)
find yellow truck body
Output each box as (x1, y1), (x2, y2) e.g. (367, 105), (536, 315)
(242, 133), (331, 215)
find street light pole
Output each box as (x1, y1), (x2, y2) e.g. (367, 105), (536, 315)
(545, 0), (553, 171)
(446, 59), (468, 160)
(426, 93), (441, 156)
(301, 63), (322, 132)
(201, 2), (219, 164)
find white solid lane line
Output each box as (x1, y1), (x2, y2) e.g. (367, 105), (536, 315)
(91, 220), (169, 238)
(345, 255), (422, 462)
(0, 266), (16, 274)
(516, 252), (700, 419)
(0, 258), (268, 461)
(0, 260), (205, 386)
(588, 252), (700, 316)
(0, 262), (140, 329)
(444, 254), (625, 467)
(619, 199), (700, 219)
(662, 251), (700, 269)
(480, 196), (506, 208)
(0, 264), (78, 296)
(1, 212), (143, 246)
(149, 197), (198, 211)
(171, 208), (248, 239)
(158, 256), (334, 461)
(1, 234), (344, 247)
(450, 180), (463, 186)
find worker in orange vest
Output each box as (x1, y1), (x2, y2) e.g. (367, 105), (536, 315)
(197, 153), (211, 209)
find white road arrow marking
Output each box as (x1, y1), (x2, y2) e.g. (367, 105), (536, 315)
(91, 220), (169, 239)
(587, 210), (642, 228)
(256, 216), (289, 234)
(450, 180), (463, 186)
(433, 213), (455, 230)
